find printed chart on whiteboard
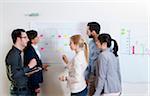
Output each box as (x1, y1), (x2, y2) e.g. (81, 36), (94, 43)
(119, 22), (149, 55)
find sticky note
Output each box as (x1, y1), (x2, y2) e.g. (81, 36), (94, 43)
(121, 32), (125, 35)
(40, 34), (43, 37)
(51, 35), (55, 38)
(40, 47), (45, 51)
(58, 35), (61, 38)
(121, 28), (125, 32)
(64, 34), (68, 38)
(64, 43), (68, 46)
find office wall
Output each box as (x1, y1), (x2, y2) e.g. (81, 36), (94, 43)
(1, 1), (149, 96)
(0, 2), (3, 95)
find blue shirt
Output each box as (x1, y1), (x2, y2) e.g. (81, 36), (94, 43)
(85, 39), (100, 80)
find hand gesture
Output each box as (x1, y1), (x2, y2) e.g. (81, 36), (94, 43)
(42, 64), (49, 71)
(62, 55), (69, 64)
(59, 74), (67, 81)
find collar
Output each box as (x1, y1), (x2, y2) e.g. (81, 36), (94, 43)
(102, 48), (111, 52)
(12, 46), (22, 54)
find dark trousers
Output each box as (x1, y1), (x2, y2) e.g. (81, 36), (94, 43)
(71, 87), (88, 96)
(87, 73), (96, 96)
(10, 85), (32, 96)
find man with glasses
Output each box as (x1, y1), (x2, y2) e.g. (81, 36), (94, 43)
(5, 29), (37, 96)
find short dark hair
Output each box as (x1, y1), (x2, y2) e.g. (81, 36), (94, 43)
(11, 29), (25, 44)
(87, 22), (101, 34)
(26, 30), (38, 41)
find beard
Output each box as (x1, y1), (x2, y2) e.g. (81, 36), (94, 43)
(89, 35), (94, 38)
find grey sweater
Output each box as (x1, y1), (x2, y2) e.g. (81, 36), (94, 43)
(94, 48), (122, 96)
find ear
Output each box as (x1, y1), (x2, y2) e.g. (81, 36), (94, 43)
(103, 42), (107, 47)
(91, 30), (95, 34)
(92, 31), (98, 36)
(31, 38), (35, 43)
(17, 37), (21, 42)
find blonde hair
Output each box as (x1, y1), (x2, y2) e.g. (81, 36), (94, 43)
(70, 34), (89, 63)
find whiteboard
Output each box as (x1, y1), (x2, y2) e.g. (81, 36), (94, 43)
(30, 21), (149, 82)
(30, 22), (85, 64)
(27, 2), (149, 83)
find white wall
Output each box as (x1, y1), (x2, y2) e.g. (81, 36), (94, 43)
(0, 1), (9, 95)
(0, 2), (4, 95)
(1, 1), (149, 96)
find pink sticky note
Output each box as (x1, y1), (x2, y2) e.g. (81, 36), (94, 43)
(58, 35), (61, 38)
(40, 47), (45, 51)
(132, 46), (135, 54)
(40, 34), (43, 38)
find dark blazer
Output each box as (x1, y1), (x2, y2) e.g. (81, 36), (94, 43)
(24, 44), (43, 90)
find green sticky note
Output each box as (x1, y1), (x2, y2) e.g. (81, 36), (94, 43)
(121, 32), (125, 35)
(64, 43), (68, 46)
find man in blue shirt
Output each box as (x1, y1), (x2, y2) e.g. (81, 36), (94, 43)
(85, 22), (101, 96)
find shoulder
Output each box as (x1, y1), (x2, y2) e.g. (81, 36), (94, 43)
(100, 50), (117, 62)
(99, 50), (112, 60)
(24, 45), (34, 53)
(75, 51), (85, 61)
(89, 39), (95, 45)
(5, 48), (20, 64)
(100, 51), (108, 57)
(6, 48), (19, 58)
(77, 50), (85, 56)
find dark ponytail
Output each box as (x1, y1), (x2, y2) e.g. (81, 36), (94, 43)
(98, 33), (119, 57)
(111, 39), (119, 57)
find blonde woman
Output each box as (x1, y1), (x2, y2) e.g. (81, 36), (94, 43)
(59, 34), (89, 96)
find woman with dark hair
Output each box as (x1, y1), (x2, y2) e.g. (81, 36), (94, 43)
(24, 30), (48, 96)
(94, 33), (122, 96)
